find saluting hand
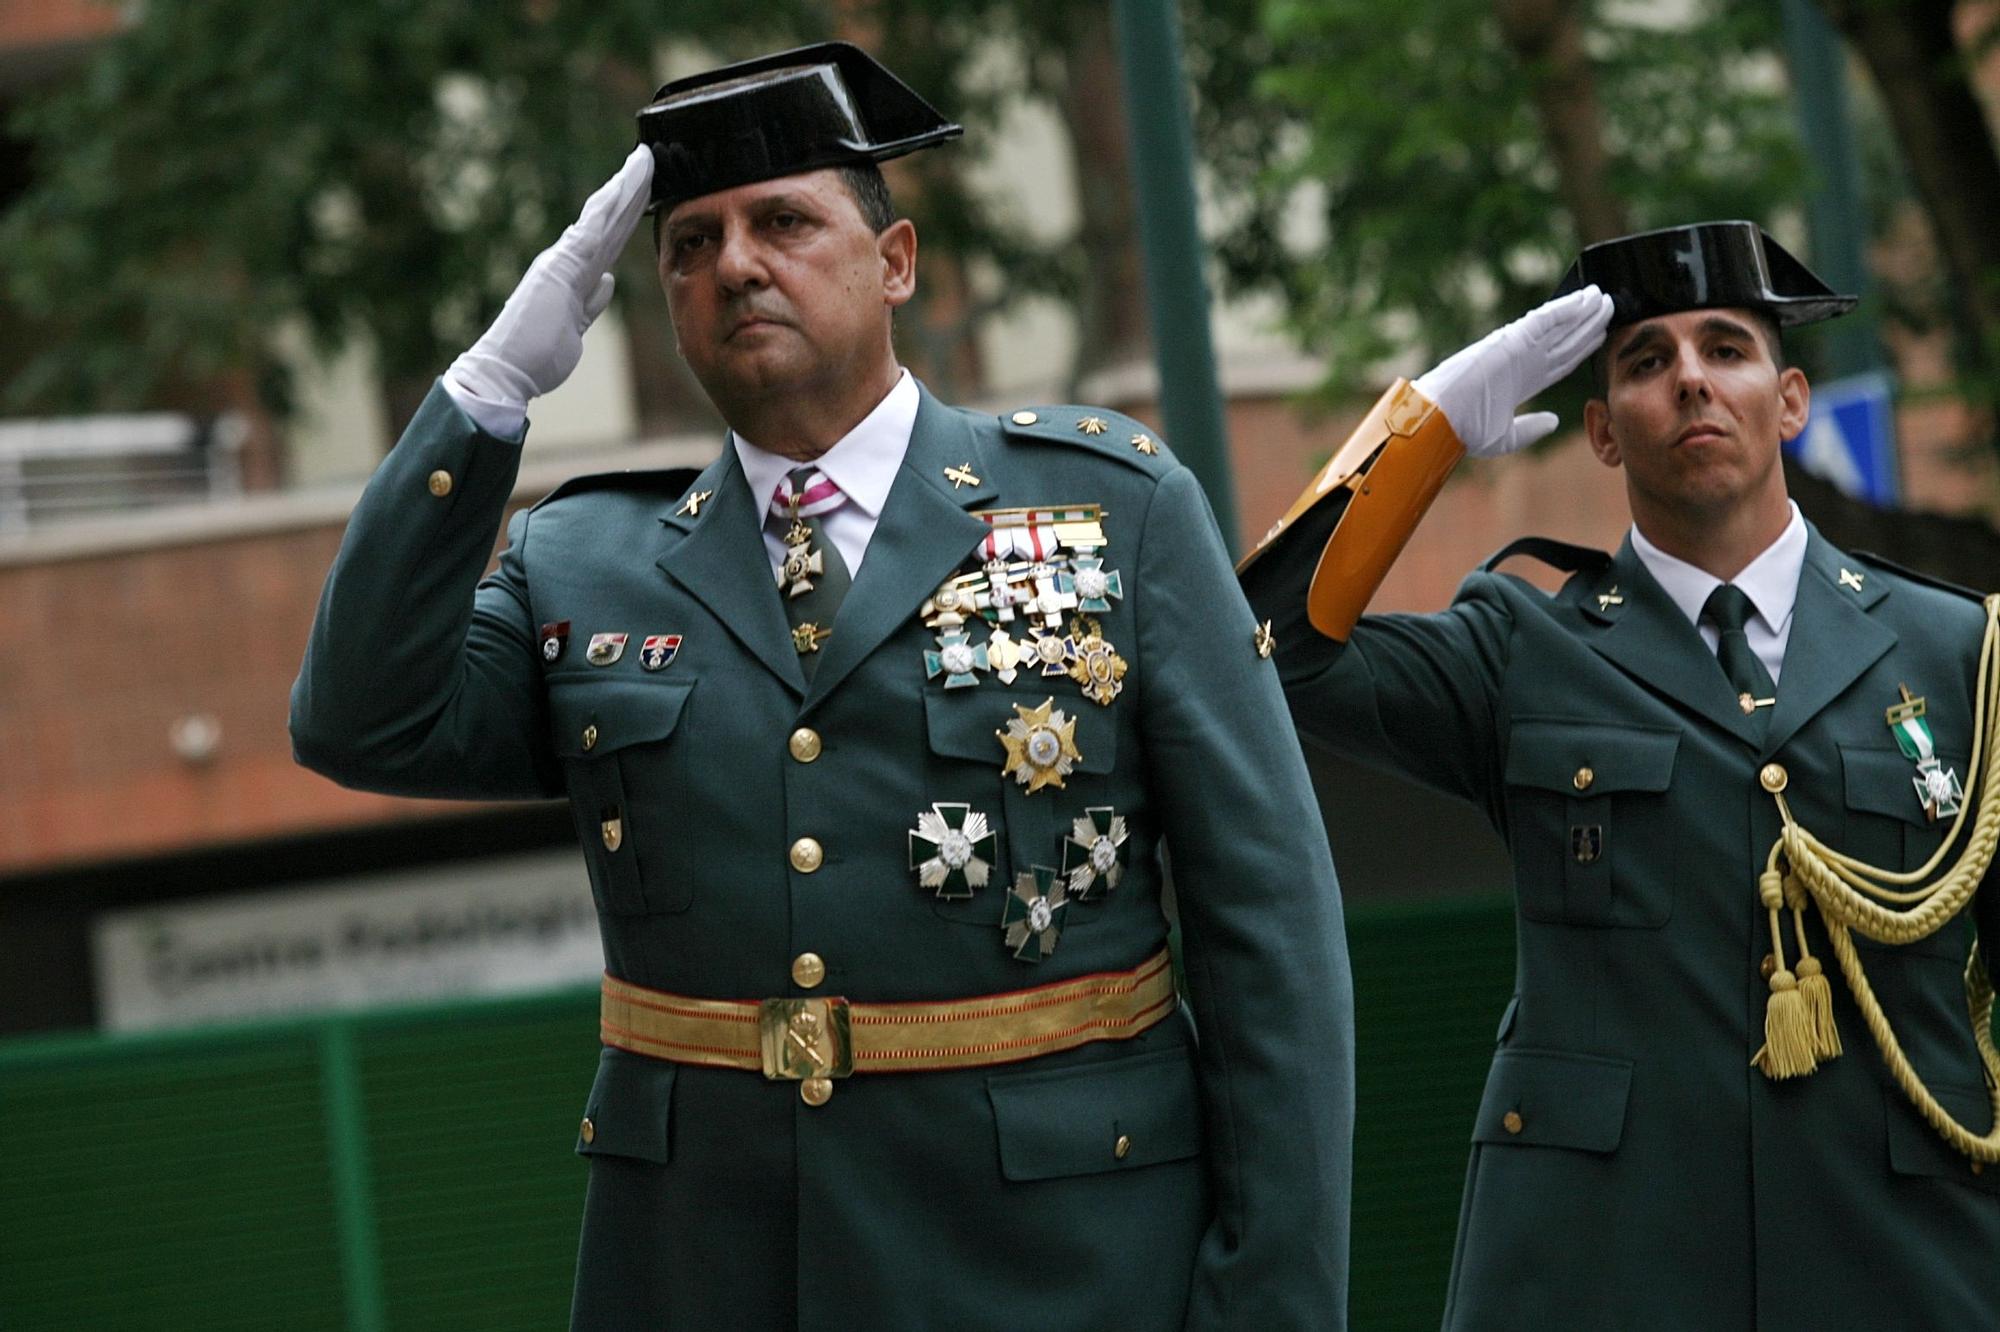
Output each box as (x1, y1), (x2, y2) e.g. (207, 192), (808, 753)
(445, 144), (655, 423)
(1414, 285), (1614, 458)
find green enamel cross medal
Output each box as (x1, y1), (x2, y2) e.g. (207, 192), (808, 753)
(1886, 684), (1963, 823)
(908, 802), (997, 899)
(1001, 866), (1069, 961)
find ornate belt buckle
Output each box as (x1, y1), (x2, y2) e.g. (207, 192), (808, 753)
(759, 997), (853, 1081)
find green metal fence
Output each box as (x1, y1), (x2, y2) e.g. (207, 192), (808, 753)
(0, 895), (1516, 1330)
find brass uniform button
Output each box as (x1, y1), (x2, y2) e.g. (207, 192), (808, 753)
(1760, 763), (1789, 794)
(1502, 1110), (1524, 1135)
(789, 728), (823, 763)
(1760, 952), (1777, 981)
(427, 469), (453, 497)
(801, 1077), (833, 1107)
(789, 837), (824, 873)
(1114, 1134), (1132, 1160)
(791, 952), (826, 989)
(580, 1117), (595, 1145)
(1011, 410), (1039, 426)
(1572, 766), (1595, 792)
(581, 724), (599, 752)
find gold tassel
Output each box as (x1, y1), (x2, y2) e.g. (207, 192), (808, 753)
(1754, 969), (1819, 1079)
(1795, 955), (1842, 1060)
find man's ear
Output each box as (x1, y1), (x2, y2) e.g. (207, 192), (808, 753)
(1776, 365), (1810, 441)
(1584, 398), (1621, 469)
(880, 219), (918, 308)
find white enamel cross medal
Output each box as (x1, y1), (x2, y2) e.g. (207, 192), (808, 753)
(1886, 684), (1963, 822)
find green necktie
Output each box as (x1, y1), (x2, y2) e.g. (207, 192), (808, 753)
(772, 466), (852, 681)
(1703, 583), (1776, 729)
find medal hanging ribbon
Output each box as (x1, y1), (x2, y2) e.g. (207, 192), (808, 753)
(1887, 687), (1964, 822)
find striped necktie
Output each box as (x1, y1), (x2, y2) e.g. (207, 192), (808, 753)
(771, 466), (852, 679)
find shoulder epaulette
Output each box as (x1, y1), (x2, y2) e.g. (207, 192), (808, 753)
(1853, 550), (1991, 601)
(1481, 535), (1613, 577)
(531, 465), (707, 511)
(998, 405), (1173, 474)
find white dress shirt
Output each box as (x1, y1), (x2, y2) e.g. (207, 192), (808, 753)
(1628, 501), (1807, 685)
(734, 370), (918, 580)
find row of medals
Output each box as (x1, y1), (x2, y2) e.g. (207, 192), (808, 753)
(910, 512), (1128, 961)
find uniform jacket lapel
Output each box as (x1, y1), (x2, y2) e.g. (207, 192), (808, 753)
(656, 445), (807, 696)
(801, 383), (995, 713)
(1763, 525), (1893, 755)
(1580, 537), (1766, 747)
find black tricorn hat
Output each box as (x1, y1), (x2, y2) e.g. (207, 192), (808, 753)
(636, 41), (962, 215)
(1552, 220), (1857, 328)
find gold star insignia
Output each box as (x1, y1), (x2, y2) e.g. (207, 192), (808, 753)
(1077, 416), (1109, 437)
(1131, 433), (1158, 455)
(944, 463), (982, 490)
(676, 489), (713, 517)
(1254, 620), (1276, 659)
(1066, 618), (1128, 705)
(996, 697), (1082, 794)
(1840, 568), (1865, 592)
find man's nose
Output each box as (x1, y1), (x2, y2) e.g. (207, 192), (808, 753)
(714, 224), (769, 292)
(1672, 344), (1711, 402)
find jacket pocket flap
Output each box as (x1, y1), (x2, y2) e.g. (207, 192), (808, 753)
(1885, 1084), (2000, 1191)
(988, 1048), (1199, 1181)
(1842, 743), (1963, 827)
(549, 677), (695, 759)
(1504, 720), (1679, 795)
(575, 1047), (676, 1163)
(925, 689), (1117, 774)
(1472, 1048), (1633, 1153)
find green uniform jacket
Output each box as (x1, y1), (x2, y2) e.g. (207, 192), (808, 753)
(1242, 502), (2000, 1331)
(292, 382), (1354, 1331)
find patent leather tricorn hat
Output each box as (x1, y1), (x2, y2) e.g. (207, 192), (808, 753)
(636, 41), (963, 215)
(1552, 220), (1857, 328)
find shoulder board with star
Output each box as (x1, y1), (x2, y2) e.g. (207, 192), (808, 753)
(530, 466), (707, 513)
(1851, 550), (1989, 603)
(999, 405), (1173, 474)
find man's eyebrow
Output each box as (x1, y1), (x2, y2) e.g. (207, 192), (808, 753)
(1613, 323), (1667, 363)
(1697, 313), (1758, 342)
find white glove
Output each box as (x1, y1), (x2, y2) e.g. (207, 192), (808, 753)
(444, 144), (654, 438)
(1413, 285), (1614, 458)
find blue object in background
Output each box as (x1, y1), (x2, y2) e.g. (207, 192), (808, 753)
(1784, 370), (1898, 506)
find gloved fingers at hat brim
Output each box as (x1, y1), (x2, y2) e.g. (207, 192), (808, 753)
(568, 146), (655, 272)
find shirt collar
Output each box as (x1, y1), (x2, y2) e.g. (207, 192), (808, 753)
(1629, 500), (1807, 635)
(731, 369), (917, 519)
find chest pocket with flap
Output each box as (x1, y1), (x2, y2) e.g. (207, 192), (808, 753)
(923, 687), (1119, 929)
(549, 676), (696, 916)
(1840, 742), (1975, 962)
(1504, 720), (1679, 928)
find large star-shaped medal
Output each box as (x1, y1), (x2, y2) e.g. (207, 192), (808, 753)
(924, 630), (990, 689)
(1062, 807), (1130, 899)
(1002, 866), (1069, 961)
(996, 697), (1082, 794)
(1058, 555), (1124, 613)
(1066, 617), (1128, 706)
(908, 803), (997, 900)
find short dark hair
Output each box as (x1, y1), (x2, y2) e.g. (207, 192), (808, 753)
(1591, 309), (1784, 395)
(651, 162), (898, 249)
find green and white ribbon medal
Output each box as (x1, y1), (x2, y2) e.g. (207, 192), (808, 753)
(1887, 685), (1963, 823)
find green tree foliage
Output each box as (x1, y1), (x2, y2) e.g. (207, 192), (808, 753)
(0, 1), (819, 421)
(1237, 0), (1807, 397)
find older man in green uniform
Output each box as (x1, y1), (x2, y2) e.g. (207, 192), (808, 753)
(1241, 221), (2000, 1329)
(292, 43), (1352, 1331)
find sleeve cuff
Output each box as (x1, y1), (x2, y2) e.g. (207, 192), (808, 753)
(440, 371), (528, 442)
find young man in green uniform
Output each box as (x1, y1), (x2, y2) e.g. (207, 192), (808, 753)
(1242, 222), (2000, 1329)
(292, 43), (1353, 1331)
